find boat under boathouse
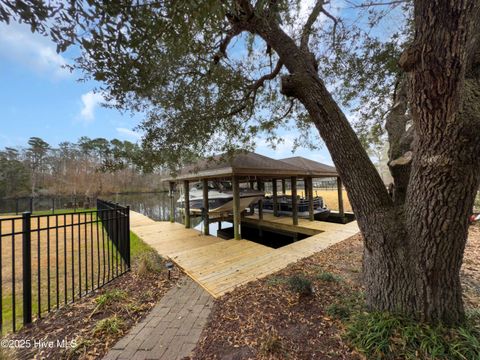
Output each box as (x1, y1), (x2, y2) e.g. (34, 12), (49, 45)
(163, 151), (351, 241)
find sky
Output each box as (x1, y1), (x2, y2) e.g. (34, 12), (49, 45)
(0, 12), (345, 166)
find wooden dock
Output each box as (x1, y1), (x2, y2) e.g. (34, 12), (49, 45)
(130, 211), (359, 298)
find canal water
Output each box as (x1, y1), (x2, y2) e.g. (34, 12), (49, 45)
(0, 192), (317, 246)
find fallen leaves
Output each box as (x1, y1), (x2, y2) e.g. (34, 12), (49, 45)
(190, 228), (480, 360)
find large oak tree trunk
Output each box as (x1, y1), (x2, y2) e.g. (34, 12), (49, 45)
(401, 0), (480, 323)
(247, 0), (480, 324)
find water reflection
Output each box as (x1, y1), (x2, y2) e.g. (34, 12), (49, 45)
(106, 192), (230, 236)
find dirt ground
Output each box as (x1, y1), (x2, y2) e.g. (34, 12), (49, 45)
(3, 259), (181, 360)
(190, 225), (480, 359)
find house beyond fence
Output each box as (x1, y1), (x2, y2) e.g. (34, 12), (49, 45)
(0, 199), (130, 333)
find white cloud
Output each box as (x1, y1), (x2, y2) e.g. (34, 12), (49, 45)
(116, 127), (142, 140)
(255, 134), (296, 156)
(0, 23), (70, 78)
(255, 134), (334, 165)
(79, 91), (104, 123)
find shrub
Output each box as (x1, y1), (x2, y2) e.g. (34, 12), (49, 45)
(93, 316), (125, 336)
(259, 329), (284, 356)
(287, 275), (313, 296)
(326, 303), (351, 320)
(344, 311), (480, 360)
(136, 251), (164, 275)
(466, 308), (480, 321)
(316, 271), (342, 283)
(265, 276), (287, 287)
(95, 289), (127, 308)
(90, 289), (127, 317)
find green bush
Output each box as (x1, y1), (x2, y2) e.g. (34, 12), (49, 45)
(326, 303), (351, 320)
(265, 275), (287, 287)
(344, 311), (480, 359)
(136, 251), (164, 275)
(287, 275), (313, 296)
(93, 316), (125, 336)
(316, 271), (342, 283)
(95, 289), (127, 308)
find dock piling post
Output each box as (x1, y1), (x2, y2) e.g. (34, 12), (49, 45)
(337, 177), (345, 218)
(272, 179), (278, 217)
(183, 180), (190, 228)
(291, 176), (298, 226)
(257, 179), (264, 221)
(202, 179), (210, 235)
(232, 176), (241, 240)
(169, 182), (175, 223)
(307, 177), (314, 221)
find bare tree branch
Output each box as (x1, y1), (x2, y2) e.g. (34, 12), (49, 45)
(248, 60), (284, 115)
(320, 7), (338, 47)
(301, 0), (326, 50)
(345, 0), (407, 8)
(226, 60), (284, 118)
(214, 27), (243, 64)
(248, 60), (283, 92)
(277, 99), (295, 122)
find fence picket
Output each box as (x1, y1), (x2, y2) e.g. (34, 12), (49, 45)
(0, 199), (130, 333)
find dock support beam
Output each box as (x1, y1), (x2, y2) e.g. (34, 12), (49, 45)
(272, 179), (278, 217)
(202, 178), (209, 235)
(307, 177), (314, 221)
(257, 179), (264, 221)
(169, 182), (175, 223)
(282, 179), (286, 194)
(291, 176), (298, 226)
(183, 180), (190, 228)
(232, 176), (241, 240)
(337, 177), (344, 217)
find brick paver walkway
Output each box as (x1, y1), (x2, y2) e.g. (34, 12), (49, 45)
(104, 277), (212, 360)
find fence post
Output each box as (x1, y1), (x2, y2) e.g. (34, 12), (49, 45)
(52, 198), (55, 214)
(22, 212), (32, 326)
(15, 198), (19, 215)
(29, 198), (33, 213)
(126, 206), (131, 269)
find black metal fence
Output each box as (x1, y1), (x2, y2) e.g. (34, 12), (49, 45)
(0, 196), (97, 215)
(0, 199), (130, 333)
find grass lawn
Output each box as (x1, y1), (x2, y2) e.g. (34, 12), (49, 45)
(0, 208), (97, 217)
(279, 188), (352, 212)
(0, 211), (126, 334)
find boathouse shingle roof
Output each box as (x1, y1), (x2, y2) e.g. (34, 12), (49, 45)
(279, 156), (337, 177)
(164, 152), (337, 181)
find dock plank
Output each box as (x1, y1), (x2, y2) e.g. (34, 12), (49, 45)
(129, 211), (359, 297)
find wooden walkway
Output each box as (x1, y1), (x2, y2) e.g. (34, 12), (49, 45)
(130, 211), (359, 298)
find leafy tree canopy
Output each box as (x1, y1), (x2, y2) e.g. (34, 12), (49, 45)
(1, 1), (411, 169)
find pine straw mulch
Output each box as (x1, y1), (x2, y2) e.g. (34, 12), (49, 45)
(4, 262), (182, 360)
(462, 224), (480, 309)
(190, 225), (480, 360)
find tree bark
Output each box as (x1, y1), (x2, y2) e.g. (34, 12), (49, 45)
(385, 77), (413, 206)
(243, 0), (480, 324)
(401, 0), (480, 323)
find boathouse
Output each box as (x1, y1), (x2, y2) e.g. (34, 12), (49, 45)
(164, 151), (347, 240)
